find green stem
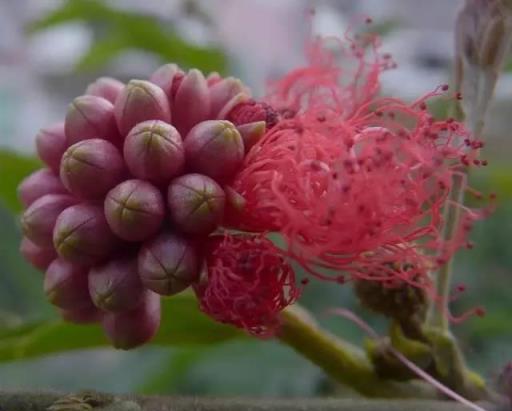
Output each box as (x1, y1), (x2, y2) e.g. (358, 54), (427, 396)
(426, 172), (466, 330)
(278, 305), (438, 399)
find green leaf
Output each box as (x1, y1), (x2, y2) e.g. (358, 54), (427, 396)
(29, 0), (226, 73)
(0, 293), (243, 363)
(0, 150), (40, 214)
(0, 204), (52, 319)
(140, 347), (208, 394)
(74, 32), (131, 71)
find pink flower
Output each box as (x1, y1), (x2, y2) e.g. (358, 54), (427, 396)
(194, 234), (299, 337)
(231, 35), (487, 290)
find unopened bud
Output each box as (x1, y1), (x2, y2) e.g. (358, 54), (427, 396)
(209, 77), (250, 119)
(18, 168), (67, 208)
(85, 77), (124, 104)
(102, 290), (161, 349)
(60, 303), (102, 324)
(89, 256), (144, 313)
(60, 139), (125, 199)
(114, 80), (171, 135)
(185, 120), (244, 182)
(226, 100), (279, 128)
(173, 69), (210, 136)
(149, 63), (183, 97)
(138, 231), (199, 295)
(105, 179), (165, 242)
(149, 64), (182, 95)
(53, 203), (118, 265)
(44, 258), (91, 310)
(217, 93), (250, 120)
(20, 237), (56, 271)
(65, 95), (119, 146)
(223, 186), (247, 228)
(206, 72), (222, 87)
(236, 121), (266, 153)
(35, 122), (67, 173)
(167, 173), (225, 235)
(21, 194), (76, 247)
(123, 120), (184, 183)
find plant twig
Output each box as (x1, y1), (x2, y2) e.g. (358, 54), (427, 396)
(277, 305), (439, 399)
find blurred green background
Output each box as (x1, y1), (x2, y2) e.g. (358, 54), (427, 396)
(0, 0), (510, 397)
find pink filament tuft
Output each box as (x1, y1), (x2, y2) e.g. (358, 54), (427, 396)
(194, 234), (300, 337)
(231, 33), (489, 295)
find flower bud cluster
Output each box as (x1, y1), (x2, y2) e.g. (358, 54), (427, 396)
(19, 65), (274, 348)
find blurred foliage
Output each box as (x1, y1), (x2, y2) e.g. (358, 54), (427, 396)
(0, 0), (510, 396)
(0, 147), (511, 395)
(28, 0), (226, 74)
(0, 293), (243, 363)
(0, 150), (40, 213)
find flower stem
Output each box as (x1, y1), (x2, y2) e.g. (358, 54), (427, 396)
(277, 305), (438, 399)
(426, 172), (466, 330)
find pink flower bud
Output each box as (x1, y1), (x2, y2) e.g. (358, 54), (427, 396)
(172, 69), (210, 136)
(18, 168), (67, 208)
(167, 173), (225, 235)
(85, 77), (124, 104)
(105, 179), (165, 242)
(44, 258), (91, 310)
(89, 256), (144, 313)
(138, 231), (199, 295)
(236, 121), (266, 153)
(184, 120), (244, 182)
(60, 302), (102, 324)
(209, 77), (251, 119)
(114, 80), (171, 136)
(60, 139), (125, 199)
(21, 194), (76, 247)
(35, 122), (67, 173)
(65, 95), (120, 146)
(53, 203), (118, 265)
(20, 237), (57, 271)
(206, 72), (222, 87)
(102, 290), (161, 349)
(223, 186), (247, 229)
(217, 93), (250, 120)
(149, 63), (183, 96)
(123, 120), (184, 183)
(226, 100), (279, 128)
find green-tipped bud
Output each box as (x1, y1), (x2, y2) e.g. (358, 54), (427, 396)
(89, 256), (144, 313)
(105, 179), (165, 242)
(114, 80), (171, 136)
(20, 237), (57, 271)
(18, 168), (67, 208)
(60, 139), (125, 199)
(35, 122), (67, 173)
(102, 290), (161, 350)
(138, 231), (199, 295)
(44, 258), (91, 310)
(167, 173), (225, 235)
(21, 194), (76, 247)
(172, 69), (210, 136)
(123, 120), (184, 183)
(53, 203), (118, 265)
(85, 77), (124, 104)
(236, 121), (266, 153)
(65, 95), (120, 146)
(184, 120), (244, 182)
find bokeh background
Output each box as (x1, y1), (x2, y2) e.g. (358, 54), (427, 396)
(0, 0), (510, 396)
